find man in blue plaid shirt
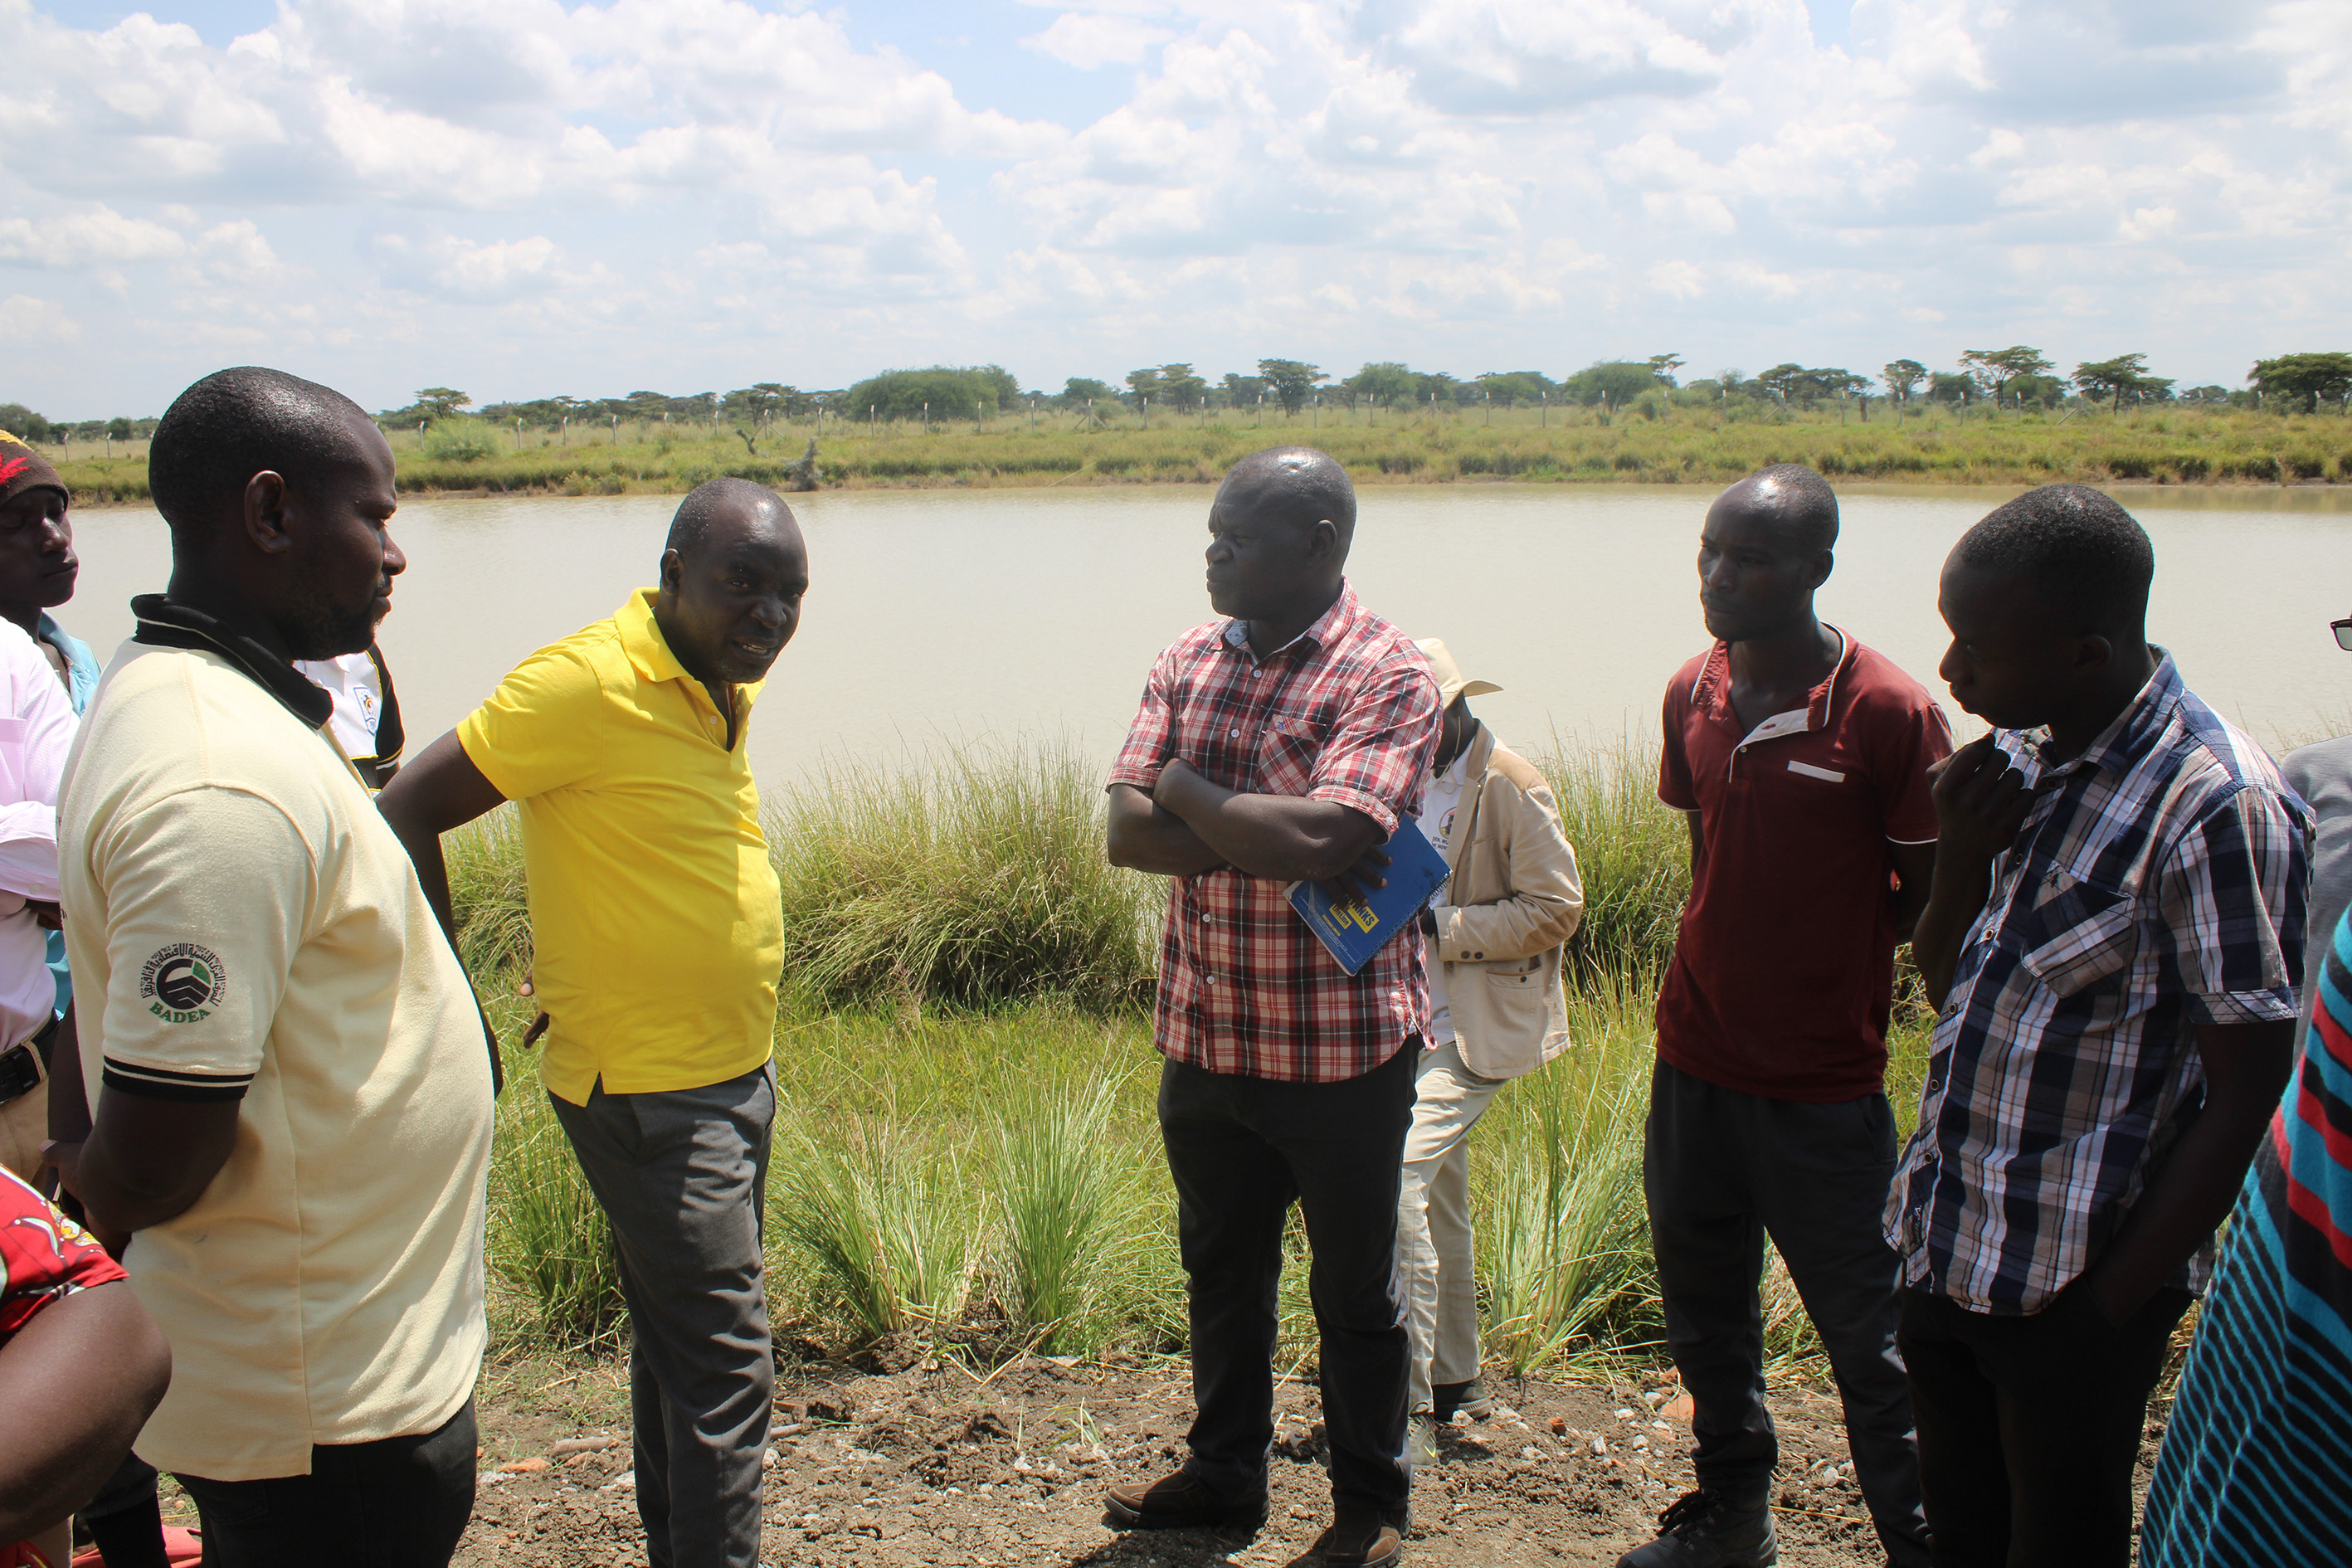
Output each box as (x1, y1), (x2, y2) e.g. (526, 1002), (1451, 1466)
(1891, 486), (2310, 1568)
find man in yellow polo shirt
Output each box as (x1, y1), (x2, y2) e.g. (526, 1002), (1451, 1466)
(380, 477), (807, 1568)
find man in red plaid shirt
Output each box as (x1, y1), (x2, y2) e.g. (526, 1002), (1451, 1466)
(1104, 446), (1440, 1568)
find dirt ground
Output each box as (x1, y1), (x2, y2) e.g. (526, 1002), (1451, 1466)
(448, 1349), (2019, 1568)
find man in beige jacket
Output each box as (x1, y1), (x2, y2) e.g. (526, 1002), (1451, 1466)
(1400, 640), (1585, 1460)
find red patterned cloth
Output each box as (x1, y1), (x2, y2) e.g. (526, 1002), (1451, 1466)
(1109, 582), (1440, 1082)
(0, 1167), (124, 1341)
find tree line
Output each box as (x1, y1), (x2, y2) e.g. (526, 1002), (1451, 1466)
(7, 351), (2349, 446)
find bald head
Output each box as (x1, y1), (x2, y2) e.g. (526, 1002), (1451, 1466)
(666, 476), (796, 560)
(1205, 446), (1356, 631)
(150, 367), (380, 538)
(1218, 446), (1356, 553)
(1712, 463), (1838, 553)
(655, 478), (806, 689)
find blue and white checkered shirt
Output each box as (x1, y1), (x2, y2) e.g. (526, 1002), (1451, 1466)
(1885, 655), (2311, 1316)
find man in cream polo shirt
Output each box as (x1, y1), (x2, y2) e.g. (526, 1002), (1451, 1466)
(381, 477), (807, 1568)
(48, 368), (491, 1567)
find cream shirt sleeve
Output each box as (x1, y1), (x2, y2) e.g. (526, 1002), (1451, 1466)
(90, 785), (315, 1103)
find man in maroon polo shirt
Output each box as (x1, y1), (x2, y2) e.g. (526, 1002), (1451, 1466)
(1617, 465), (1947, 1568)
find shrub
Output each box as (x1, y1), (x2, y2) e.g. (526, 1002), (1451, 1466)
(769, 747), (1157, 1012)
(423, 418), (501, 462)
(487, 1093), (624, 1349)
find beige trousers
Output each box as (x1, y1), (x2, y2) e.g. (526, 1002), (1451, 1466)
(1396, 1037), (1507, 1418)
(0, 1076), (48, 1182)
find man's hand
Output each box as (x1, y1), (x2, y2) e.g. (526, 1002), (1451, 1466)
(1930, 736), (2034, 870)
(1320, 844), (1391, 907)
(519, 969), (550, 1047)
(1149, 759), (1386, 884)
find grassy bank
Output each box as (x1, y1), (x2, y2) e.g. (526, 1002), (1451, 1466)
(54, 404), (2352, 504)
(461, 745), (1930, 1381)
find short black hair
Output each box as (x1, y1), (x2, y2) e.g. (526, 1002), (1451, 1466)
(1222, 446), (1356, 543)
(1728, 463), (1838, 551)
(149, 368), (376, 533)
(666, 476), (789, 558)
(1954, 485), (2154, 634)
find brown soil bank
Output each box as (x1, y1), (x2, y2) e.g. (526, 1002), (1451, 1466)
(456, 1351), (2169, 1566)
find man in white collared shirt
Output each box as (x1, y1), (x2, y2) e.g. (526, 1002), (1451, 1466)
(0, 610), (80, 1181)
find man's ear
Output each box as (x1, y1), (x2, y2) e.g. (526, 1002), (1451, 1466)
(243, 470), (294, 558)
(2073, 633), (2114, 672)
(1805, 549), (1834, 592)
(1306, 519), (1339, 562)
(657, 548), (684, 594)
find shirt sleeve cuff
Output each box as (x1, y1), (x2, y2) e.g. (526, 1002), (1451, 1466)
(101, 1058), (253, 1103)
(2192, 989), (2301, 1027)
(1105, 762), (1159, 791)
(1307, 783), (1400, 838)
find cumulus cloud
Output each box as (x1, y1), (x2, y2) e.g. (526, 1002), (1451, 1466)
(0, 0), (2344, 414)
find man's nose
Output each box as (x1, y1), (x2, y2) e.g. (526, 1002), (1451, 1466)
(382, 531), (408, 578)
(748, 596), (785, 630)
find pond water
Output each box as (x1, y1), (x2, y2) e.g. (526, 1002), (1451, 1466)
(61, 483), (2352, 787)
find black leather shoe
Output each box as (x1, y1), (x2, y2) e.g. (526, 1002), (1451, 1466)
(1103, 1470), (1267, 1531)
(1614, 1488), (1776, 1567)
(1315, 1505), (1404, 1567)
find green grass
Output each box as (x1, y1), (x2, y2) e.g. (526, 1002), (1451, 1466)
(53, 402), (2352, 504)
(463, 742), (1927, 1384)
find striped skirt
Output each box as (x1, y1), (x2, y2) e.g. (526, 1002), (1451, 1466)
(2141, 910), (2352, 1565)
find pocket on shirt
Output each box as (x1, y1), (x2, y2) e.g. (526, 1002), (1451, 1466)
(1255, 709), (1327, 797)
(2017, 871), (2140, 999)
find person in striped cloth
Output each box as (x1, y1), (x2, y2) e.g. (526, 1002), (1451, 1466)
(2138, 624), (2352, 1566)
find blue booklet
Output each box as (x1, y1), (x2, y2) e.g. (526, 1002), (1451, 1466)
(1288, 816), (1452, 976)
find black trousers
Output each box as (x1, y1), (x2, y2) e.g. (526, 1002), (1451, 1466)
(1898, 1284), (2192, 1568)
(175, 1400), (476, 1568)
(1644, 1060), (1930, 1566)
(1158, 1041), (1418, 1513)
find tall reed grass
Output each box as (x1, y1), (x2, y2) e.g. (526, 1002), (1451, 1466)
(463, 741), (1912, 1381)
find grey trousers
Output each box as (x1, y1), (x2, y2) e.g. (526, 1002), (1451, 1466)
(1644, 1059), (1930, 1568)
(552, 1064), (777, 1568)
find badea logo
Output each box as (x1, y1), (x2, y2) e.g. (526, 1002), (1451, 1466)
(140, 942), (226, 1023)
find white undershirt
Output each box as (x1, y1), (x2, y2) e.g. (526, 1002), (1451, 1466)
(1415, 750), (1470, 1045)
(293, 652), (383, 760)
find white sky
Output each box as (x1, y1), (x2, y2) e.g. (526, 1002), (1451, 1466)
(4, 0), (2346, 419)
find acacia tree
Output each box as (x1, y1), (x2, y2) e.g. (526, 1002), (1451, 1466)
(1257, 359), (1327, 415)
(1882, 360), (1927, 404)
(2249, 353), (2352, 412)
(413, 387), (471, 421)
(2073, 354), (2168, 412)
(1959, 346), (2053, 407)
(1345, 362), (1418, 410)
(1156, 363), (1208, 411)
(1646, 353), (1686, 388)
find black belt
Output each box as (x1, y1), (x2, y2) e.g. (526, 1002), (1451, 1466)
(0, 1015), (60, 1108)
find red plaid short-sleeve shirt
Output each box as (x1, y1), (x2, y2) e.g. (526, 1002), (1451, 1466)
(1109, 583), (1441, 1082)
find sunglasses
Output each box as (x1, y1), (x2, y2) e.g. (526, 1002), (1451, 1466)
(2338, 619), (2352, 652)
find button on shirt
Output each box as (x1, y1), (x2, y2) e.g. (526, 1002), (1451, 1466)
(457, 590), (784, 1106)
(1884, 655), (2310, 1316)
(1656, 631), (1951, 1102)
(1108, 583), (1441, 1083)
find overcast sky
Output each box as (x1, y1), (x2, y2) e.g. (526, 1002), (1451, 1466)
(3, 0), (2345, 419)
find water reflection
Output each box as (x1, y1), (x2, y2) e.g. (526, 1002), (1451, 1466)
(61, 484), (2352, 786)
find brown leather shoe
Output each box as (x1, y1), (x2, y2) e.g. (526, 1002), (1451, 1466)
(1103, 1470), (1268, 1531)
(1316, 1506), (1405, 1566)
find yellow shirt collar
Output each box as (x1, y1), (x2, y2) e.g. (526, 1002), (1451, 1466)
(613, 587), (767, 708)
